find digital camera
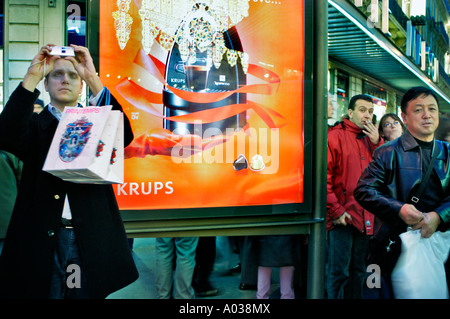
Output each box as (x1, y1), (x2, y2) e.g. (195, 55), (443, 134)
(50, 46), (75, 57)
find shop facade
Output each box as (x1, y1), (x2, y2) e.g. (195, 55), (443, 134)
(328, 0), (450, 125)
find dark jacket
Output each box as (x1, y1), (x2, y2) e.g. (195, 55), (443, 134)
(0, 84), (138, 299)
(256, 235), (300, 268)
(354, 130), (450, 230)
(327, 119), (383, 234)
(0, 150), (22, 239)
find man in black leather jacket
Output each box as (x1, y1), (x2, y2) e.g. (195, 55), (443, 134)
(355, 87), (449, 236)
(354, 86), (450, 296)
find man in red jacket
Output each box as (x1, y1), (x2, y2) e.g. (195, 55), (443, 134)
(326, 94), (383, 299)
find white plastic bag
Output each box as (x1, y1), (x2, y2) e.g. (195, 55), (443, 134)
(391, 229), (450, 299)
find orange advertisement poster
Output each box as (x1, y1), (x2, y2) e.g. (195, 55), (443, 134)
(99, 0), (304, 210)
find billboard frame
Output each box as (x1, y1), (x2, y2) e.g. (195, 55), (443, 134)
(88, 0), (326, 298)
(87, 0), (327, 242)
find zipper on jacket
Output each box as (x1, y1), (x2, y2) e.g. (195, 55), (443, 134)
(361, 209), (366, 234)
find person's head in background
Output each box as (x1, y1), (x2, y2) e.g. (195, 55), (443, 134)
(33, 98), (44, 114)
(378, 113), (405, 141)
(435, 115), (450, 143)
(328, 93), (338, 119)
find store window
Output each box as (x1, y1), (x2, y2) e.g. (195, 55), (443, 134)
(396, 93), (403, 114)
(335, 70), (349, 122)
(66, 0), (86, 46)
(328, 68), (350, 125)
(363, 81), (387, 124)
(66, 1), (87, 104)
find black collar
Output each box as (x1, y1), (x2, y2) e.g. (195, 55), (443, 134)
(37, 106), (58, 131)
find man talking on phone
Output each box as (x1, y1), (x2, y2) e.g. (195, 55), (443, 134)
(326, 94), (383, 299)
(0, 44), (138, 299)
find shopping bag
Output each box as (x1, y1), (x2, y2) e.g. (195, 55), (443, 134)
(391, 229), (450, 299)
(70, 111), (124, 184)
(104, 111), (124, 183)
(43, 105), (124, 184)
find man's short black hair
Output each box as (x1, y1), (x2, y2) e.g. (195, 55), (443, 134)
(401, 86), (439, 114)
(348, 94), (373, 111)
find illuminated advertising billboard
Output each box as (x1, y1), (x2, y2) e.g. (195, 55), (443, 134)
(99, 0), (305, 211)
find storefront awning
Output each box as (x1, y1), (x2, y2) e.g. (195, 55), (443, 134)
(328, 0), (450, 113)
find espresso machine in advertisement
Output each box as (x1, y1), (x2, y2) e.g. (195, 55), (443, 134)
(162, 5), (247, 136)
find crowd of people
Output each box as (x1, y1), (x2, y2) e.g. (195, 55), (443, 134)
(0, 44), (449, 299)
(328, 90), (450, 299)
(147, 235), (307, 299)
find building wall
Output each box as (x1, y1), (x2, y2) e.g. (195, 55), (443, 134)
(3, 0), (64, 105)
(329, 0), (450, 123)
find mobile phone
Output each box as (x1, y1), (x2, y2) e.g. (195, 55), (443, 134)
(50, 46), (75, 57)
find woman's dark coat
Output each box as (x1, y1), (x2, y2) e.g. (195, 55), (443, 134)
(0, 84), (138, 298)
(256, 235), (301, 268)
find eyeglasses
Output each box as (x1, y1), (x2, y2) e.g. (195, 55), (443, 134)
(383, 121), (400, 128)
